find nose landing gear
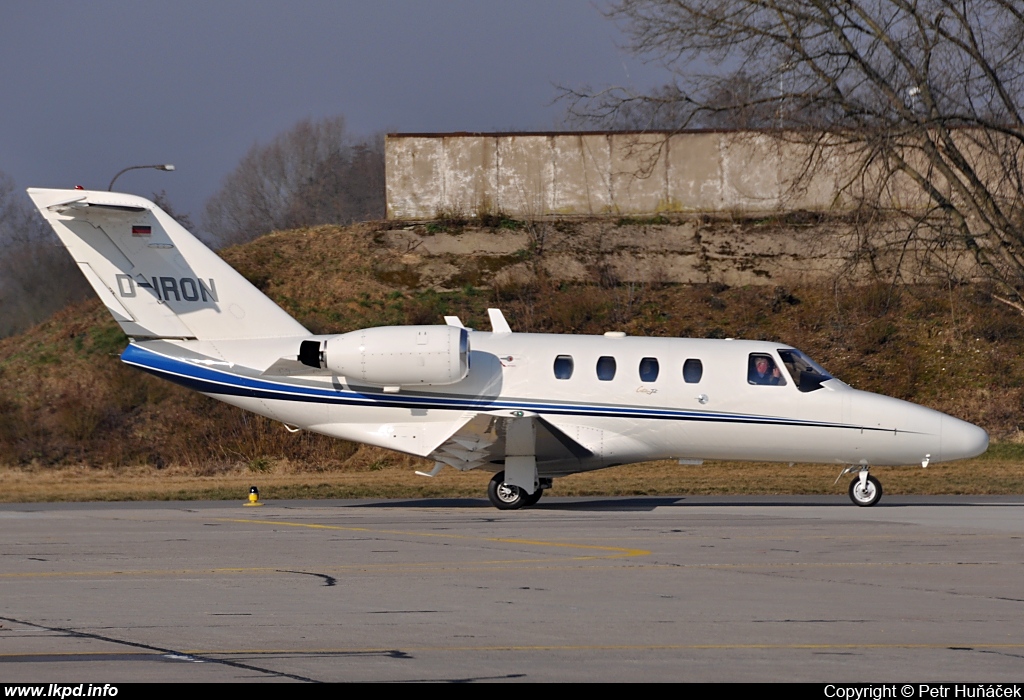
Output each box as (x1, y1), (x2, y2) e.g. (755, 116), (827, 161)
(837, 465), (883, 506)
(849, 473), (882, 506)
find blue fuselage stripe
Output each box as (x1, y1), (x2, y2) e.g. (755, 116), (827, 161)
(120, 343), (882, 431)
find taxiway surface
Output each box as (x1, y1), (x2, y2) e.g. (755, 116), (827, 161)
(1, 496), (1022, 682)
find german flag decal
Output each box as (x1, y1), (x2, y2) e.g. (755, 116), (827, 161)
(132, 225), (151, 236)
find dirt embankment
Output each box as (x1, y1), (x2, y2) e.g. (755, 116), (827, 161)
(375, 213), (980, 290)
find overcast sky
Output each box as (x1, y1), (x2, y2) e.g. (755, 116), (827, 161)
(1, 1), (666, 225)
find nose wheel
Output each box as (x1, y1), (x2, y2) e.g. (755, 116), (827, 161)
(849, 473), (882, 507)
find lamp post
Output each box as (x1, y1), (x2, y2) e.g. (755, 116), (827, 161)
(108, 163), (175, 191)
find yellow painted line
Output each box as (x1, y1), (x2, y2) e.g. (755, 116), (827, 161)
(3, 521), (1015, 580)
(222, 519), (371, 533)
(0, 518), (649, 579)
(0, 558), (1013, 580)
(223, 518), (651, 559)
(0, 563), (592, 579)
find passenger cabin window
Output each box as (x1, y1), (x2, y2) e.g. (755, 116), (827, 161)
(553, 355), (574, 380)
(596, 356), (617, 381)
(639, 357), (659, 382)
(683, 359), (703, 384)
(748, 354), (786, 386)
(778, 349), (833, 393)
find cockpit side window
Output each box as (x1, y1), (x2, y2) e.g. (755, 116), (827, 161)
(778, 349), (832, 393)
(554, 355), (574, 380)
(748, 354), (787, 386)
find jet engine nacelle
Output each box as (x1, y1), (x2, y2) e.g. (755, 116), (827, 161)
(299, 325), (469, 387)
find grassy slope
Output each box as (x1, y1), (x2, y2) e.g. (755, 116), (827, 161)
(0, 219), (1021, 501)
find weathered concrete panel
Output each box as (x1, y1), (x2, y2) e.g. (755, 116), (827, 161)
(609, 133), (669, 214)
(497, 135), (554, 215)
(667, 132), (724, 211)
(777, 138), (839, 211)
(550, 134), (613, 214)
(720, 133), (783, 210)
(442, 137), (496, 216)
(386, 137), (444, 219)
(581, 134), (614, 213)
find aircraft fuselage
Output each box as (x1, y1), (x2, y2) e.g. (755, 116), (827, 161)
(123, 331), (987, 478)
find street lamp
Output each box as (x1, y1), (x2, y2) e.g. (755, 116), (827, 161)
(108, 163), (175, 191)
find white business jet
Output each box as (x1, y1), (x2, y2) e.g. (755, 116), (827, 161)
(28, 188), (989, 509)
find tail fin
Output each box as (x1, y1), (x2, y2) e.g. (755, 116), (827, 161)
(27, 188), (308, 340)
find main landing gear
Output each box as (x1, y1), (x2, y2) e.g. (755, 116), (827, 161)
(838, 465), (883, 507)
(487, 471), (550, 510)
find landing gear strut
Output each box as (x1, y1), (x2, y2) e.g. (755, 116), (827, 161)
(487, 471), (550, 510)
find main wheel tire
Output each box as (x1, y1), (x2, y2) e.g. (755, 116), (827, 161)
(849, 474), (883, 507)
(519, 488), (543, 507)
(488, 471), (525, 510)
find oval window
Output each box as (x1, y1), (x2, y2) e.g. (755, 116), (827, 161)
(596, 356), (617, 381)
(683, 359), (703, 384)
(639, 357), (659, 382)
(553, 355), (574, 380)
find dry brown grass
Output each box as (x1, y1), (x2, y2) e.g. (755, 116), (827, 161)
(1, 453), (1018, 503)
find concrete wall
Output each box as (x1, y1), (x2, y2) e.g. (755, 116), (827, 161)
(386, 131), (864, 219)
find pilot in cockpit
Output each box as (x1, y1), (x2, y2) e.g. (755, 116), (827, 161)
(749, 354), (785, 386)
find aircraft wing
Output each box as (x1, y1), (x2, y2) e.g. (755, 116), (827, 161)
(428, 412), (592, 473)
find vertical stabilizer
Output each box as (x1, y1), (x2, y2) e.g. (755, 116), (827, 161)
(27, 188), (309, 340)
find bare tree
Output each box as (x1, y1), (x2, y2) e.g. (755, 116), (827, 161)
(565, 1), (1024, 301)
(203, 116), (385, 245)
(0, 171), (90, 337)
(151, 190), (196, 232)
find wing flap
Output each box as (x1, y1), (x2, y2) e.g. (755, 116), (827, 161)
(428, 412), (593, 472)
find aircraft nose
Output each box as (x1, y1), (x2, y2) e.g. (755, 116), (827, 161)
(941, 414), (989, 461)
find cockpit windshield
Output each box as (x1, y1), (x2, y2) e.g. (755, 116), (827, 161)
(778, 349), (834, 393)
